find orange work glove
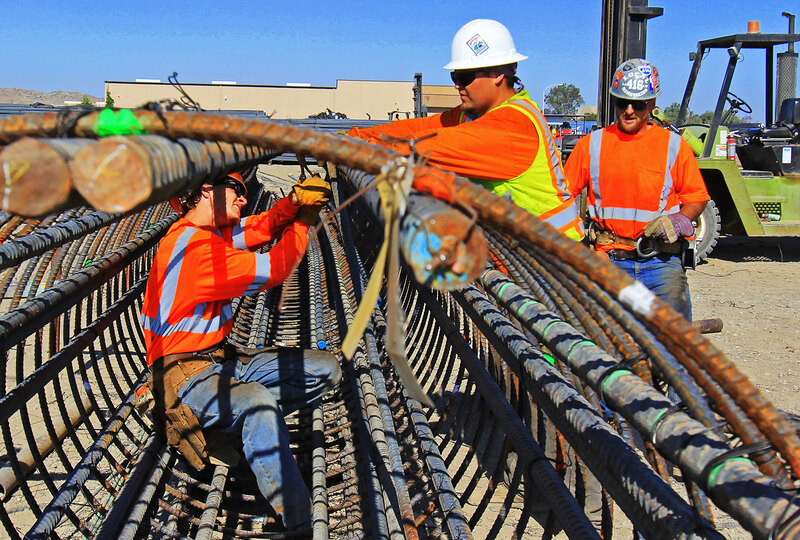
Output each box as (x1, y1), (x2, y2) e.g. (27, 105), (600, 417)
(292, 174), (332, 206)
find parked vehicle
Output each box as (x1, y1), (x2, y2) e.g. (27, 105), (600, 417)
(674, 29), (800, 262)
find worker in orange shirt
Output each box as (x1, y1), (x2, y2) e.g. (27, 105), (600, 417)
(564, 59), (709, 320)
(349, 19), (583, 241)
(141, 172), (341, 532)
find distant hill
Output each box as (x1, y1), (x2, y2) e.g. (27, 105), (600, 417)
(0, 88), (102, 106)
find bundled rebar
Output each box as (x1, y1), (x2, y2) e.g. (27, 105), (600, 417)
(0, 109), (797, 540)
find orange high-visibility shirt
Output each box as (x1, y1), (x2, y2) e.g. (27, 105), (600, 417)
(564, 123), (708, 251)
(141, 196), (308, 364)
(349, 92), (583, 240)
(348, 102), (540, 182)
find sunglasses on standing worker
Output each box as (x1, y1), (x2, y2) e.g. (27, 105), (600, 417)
(614, 97), (649, 112)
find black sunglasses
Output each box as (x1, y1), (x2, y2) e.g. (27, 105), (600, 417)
(450, 70), (485, 87)
(216, 178), (247, 198)
(614, 97), (649, 111)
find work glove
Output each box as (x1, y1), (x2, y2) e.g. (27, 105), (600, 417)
(643, 213), (694, 243)
(296, 204), (322, 226)
(292, 174), (332, 206)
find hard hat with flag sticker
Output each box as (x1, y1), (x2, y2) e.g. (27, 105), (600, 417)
(609, 58), (661, 100)
(444, 19), (528, 70)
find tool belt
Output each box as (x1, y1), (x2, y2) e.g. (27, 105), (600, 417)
(148, 343), (234, 470)
(587, 224), (682, 260)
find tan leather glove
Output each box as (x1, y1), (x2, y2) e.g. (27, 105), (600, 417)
(292, 174), (332, 206)
(296, 204), (322, 226)
(643, 213), (694, 243)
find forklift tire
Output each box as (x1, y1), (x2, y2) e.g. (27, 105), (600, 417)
(694, 199), (721, 264)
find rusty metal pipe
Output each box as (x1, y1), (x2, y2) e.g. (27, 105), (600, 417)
(693, 318), (723, 334)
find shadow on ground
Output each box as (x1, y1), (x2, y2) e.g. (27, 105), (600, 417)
(706, 236), (800, 263)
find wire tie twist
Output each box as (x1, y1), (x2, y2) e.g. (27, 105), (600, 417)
(649, 403), (685, 446)
(596, 353), (645, 404)
(769, 486), (800, 540)
(700, 439), (773, 493)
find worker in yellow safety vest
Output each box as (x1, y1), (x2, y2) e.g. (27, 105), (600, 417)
(349, 19), (584, 241)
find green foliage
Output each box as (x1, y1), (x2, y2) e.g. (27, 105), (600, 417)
(584, 112), (597, 121)
(105, 91), (115, 108)
(660, 101), (743, 126)
(661, 102), (682, 124)
(80, 95), (92, 106)
(544, 84), (585, 115)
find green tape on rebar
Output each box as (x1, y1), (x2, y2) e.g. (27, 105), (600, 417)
(93, 108), (147, 137)
(599, 369), (627, 396)
(706, 457), (751, 490)
(498, 282), (512, 296)
(516, 299), (537, 319)
(542, 320), (560, 338)
(567, 340), (595, 360)
(542, 353), (556, 365)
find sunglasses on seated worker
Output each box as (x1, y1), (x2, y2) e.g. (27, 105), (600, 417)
(450, 70), (487, 87)
(614, 97), (649, 111)
(214, 176), (247, 198)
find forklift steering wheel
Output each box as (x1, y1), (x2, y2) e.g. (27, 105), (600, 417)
(726, 91), (753, 114)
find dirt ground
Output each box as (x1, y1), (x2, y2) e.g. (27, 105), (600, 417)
(688, 235), (800, 417)
(599, 235), (800, 540)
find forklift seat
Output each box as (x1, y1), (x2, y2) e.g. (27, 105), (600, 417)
(778, 98), (800, 126)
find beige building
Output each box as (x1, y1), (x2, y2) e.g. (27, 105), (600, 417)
(105, 78), (461, 121)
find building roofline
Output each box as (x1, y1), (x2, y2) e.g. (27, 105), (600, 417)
(105, 78), (418, 89)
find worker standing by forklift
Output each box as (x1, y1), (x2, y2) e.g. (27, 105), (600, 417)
(564, 59), (709, 320)
(349, 19), (584, 241)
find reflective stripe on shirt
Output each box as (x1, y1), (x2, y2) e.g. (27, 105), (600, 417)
(588, 129), (682, 223)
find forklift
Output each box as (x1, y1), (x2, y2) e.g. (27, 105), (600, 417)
(674, 17), (800, 262)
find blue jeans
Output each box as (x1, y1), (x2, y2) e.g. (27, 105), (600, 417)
(611, 254), (692, 321)
(177, 348), (341, 530)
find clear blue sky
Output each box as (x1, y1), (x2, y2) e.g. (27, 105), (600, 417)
(4, 0), (796, 121)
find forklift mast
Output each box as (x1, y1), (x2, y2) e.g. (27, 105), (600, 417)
(676, 32), (800, 159)
(598, 0), (663, 126)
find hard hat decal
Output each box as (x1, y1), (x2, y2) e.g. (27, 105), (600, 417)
(444, 19), (527, 69)
(467, 34), (489, 56)
(610, 58), (661, 100)
(621, 73), (648, 98)
(649, 67), (659, 92)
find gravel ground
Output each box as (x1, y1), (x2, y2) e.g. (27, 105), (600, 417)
(689, 235), (800, 417)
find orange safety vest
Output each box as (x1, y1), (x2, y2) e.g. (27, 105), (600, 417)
(141, 197), (307, 364)
(585, 127), (682, 239)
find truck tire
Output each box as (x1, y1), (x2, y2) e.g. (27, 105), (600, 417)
(694, 199), (720, 263)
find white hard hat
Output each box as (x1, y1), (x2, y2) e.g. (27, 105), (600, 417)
(444, 19), (528, 70)
(609, 58), (662, 100)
